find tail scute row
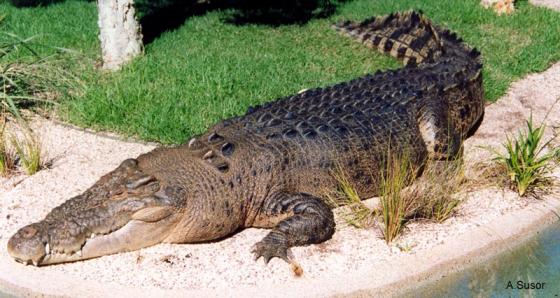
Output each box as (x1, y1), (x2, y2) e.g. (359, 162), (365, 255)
(333, 11), (444, 66)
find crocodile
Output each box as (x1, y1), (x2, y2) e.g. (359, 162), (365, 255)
(7, 11), (484, 266)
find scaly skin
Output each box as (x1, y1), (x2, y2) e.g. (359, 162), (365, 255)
(7, 11), (484, 266)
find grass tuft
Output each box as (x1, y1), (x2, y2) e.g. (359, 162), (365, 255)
(0, 30), (82, 118)
(378, 146), (466, 242)
(407, 157), (466, 223)
(379, 151), (418, 244)
(327, 147), (467, 242)
(492, 116), (556, 197)
(10, 127), (42, 175)
(0, 115), (16, 176)
(326, 165), (375, 228)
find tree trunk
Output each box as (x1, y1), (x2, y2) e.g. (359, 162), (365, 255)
(97, 0), (144, 70)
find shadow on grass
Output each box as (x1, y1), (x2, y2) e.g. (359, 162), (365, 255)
(137, 0), (347, 43)
(137, 0), (217, 44)
(7, 0), (348, 44)
(220, 0), (340, 26)
(7, 0), (88, 8)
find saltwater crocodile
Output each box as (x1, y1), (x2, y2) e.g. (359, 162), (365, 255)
(8, 11), (484, 266)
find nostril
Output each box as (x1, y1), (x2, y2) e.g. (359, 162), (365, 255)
(22, 226), (38, 238)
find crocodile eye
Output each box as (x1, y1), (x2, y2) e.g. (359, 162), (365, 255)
(126, 175), (156, 190)
(109, 188), (124, 197)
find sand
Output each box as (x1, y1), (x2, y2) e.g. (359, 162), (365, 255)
(2, 3), (560, 295)
(531, 0), (560, 10)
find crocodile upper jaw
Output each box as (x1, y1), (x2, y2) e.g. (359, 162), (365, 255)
(8, 210), (180, 266)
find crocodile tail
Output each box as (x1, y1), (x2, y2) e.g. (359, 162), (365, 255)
(333, 10), (444, 66)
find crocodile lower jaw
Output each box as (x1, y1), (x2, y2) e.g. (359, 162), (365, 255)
(36, 217), (178, 266)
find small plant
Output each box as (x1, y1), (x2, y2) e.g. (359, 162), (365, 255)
(396, 242), (414, 253)
(492, 116), (556, 197)
(11, 128), (42, 175)
(379, 151), (418, 244)
(326, 165), (375, 228)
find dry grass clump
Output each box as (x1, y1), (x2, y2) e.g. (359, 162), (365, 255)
(406, 156), (467, 223)
(0, 116), (17, 176)
(492, 116), (557, 197)
(326, 165), (375, 228)
(328, 148), (467, 244)
(378, 152), (467, 243)
(0, 115), (45, 177)
(378, 151), (419, 243)
(11, 127), (42, 175)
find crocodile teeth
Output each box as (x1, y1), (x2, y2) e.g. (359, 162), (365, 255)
(32, 260), (39, 266)
(90, 233), (96, 239)
(45, 243), (50, 254)
(188, 138), (196, 148)
(76, 250), (82, 257)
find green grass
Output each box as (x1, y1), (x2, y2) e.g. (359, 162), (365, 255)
(1, 0), (559, 143)
(492, 116), (556, 197)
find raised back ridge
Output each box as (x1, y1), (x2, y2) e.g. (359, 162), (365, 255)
(333, 11), (444, 66)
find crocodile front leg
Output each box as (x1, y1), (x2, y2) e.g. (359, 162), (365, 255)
(251, 192), (335, 264)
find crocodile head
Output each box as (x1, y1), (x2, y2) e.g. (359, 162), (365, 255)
(7, 158), (183, 266)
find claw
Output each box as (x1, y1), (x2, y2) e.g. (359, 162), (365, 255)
(252, 240), (304, 276)
(252, 240), (289, 265)
(264, 254), (273, 265)
(252, 249), (260, 261)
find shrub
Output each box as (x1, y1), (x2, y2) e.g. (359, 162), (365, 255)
(492, 116), (556, 197)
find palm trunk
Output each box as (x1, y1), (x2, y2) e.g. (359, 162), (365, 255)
(97, 0), (144, 70)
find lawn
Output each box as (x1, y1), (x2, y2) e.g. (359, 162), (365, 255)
(1, 0), (559, 143)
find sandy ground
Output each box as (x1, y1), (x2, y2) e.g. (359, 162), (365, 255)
(2, 3), (560, 295)
(531, 0), (560, 10)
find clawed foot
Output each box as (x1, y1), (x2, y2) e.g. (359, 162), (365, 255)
(252, 240), (304, 276)
(252, 240), (290, 264)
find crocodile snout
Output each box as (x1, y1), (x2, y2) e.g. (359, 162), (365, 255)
(7, 224), (47, 266)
